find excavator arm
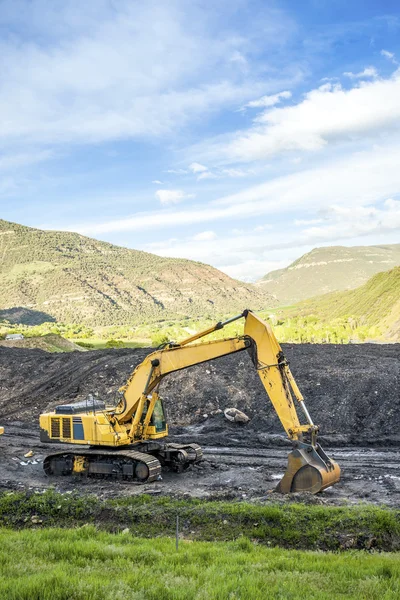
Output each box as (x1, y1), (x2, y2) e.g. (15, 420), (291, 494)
(40, 309), (340, 493)
(115, 309), (340, 493)
(117, 310), (313, 439)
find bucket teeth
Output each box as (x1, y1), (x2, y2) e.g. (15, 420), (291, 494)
(275, 443), (341, 494)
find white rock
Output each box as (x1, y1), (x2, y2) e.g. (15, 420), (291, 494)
(224, 408), (250, 423)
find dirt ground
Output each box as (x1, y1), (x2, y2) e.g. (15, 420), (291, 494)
(0, 343), (399, 506)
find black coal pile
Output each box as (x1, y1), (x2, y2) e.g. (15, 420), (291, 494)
(0, 343), (399, 445)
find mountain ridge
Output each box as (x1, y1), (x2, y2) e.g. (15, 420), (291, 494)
(257, 244), (400, 305)
(0, 219), (276, 325)
(285, 266), (400, 340)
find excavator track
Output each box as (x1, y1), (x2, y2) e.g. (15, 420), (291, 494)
(149, 442), (203, 473)
(165, 443), (203, 463)
(43, 449), (161, 483)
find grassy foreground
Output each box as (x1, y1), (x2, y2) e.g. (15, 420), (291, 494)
(1, 490), (400, 551)
(1, 527), (400, 600)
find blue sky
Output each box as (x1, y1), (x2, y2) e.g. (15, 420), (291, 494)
(1, 0), (400, 281)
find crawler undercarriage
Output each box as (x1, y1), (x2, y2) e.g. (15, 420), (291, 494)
(43, 442), (203, 483)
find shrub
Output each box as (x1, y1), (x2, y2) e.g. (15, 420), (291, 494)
(105, 339), (125, 348)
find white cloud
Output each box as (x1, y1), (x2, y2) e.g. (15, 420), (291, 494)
(381, 50), (398, 64)
(205, 69), (400, 164)
(0, 149), (53, 170)
(155, 189), (194, 205)
(229, 50), (248, 73)
(197, 171), (218, 180)
(189, 162), (208, 173)
(253, 224), (272, 232)
(0, 1), (290, 148)
(140, 197), (400, 281)
(221, 168), (248, 177)
(145, 229), (294, 281)
(294, 218), (324, 226)
(299, 200), (400, 243)
(74, 141), (400, 236)
(152, 180), (163, 184)
(343, 66), (378, 79)
(188, 161), (220, 180)
(221, 259), (288, 282)
(214, 143), (400, 213)
(244, 90), (291, 109)
(184, 164), (251, 180)
(166, 169), (188, 175)
(193, 230), (217, 241)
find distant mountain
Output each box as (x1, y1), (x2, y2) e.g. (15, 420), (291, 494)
(257, 244), (400, 305)
(290, 267), (400, 340)
(0, 219), (275, 326)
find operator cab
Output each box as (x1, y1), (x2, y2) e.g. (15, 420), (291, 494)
(141, 396), (167, 436)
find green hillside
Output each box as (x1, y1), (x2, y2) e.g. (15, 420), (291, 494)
(278, 267), (400, 341)
(0, 219), (275, 326)
(258, 244), (400, 305)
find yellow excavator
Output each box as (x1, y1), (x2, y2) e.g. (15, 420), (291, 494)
(39, 309), (340, 494)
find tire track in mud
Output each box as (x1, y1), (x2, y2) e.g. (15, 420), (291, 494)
(1, 423), (399, 506)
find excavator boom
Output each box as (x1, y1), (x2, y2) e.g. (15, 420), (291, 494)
(40, 310), (340, 493)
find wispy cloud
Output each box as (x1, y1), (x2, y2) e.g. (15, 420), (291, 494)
(4, 1), (400, 283)
(192, 68), (400, 164)
(381, 49), (398, 64)
(242, 90), (291, 109)
(221, 168), (249, 178)
(193, 230), (217, 241)
(300, 199), (400, 242)
(0, 1), (296, 150)
(141, 197), (400, 280)
(197, 171), (218, 180)
(155, 189), (194, 205)
(343, 66), (378, 79)
(73, 141), (400, 237)
(0, 149), (53, 171)
(294, 218), (324, 226)
(188, 162), (208, 174)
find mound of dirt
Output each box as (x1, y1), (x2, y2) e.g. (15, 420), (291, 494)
(0, 343), (399, 445)
(0, 334), (85, 353)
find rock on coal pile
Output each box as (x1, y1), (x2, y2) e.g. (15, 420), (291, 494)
(0, 344), (398, 444)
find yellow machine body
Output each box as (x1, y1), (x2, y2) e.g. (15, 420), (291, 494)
(40, 310), (340, 493)
(39, 403), (168, 447)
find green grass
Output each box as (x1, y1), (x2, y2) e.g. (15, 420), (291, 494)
(0, 527), (399, 599)
(73, 338), (147, 350)
(1, 490), (399, 552)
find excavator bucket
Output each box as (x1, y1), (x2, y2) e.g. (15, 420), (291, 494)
(276, 442), (341, 494)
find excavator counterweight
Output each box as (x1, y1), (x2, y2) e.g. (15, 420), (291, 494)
(40, 310), (340, 494)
